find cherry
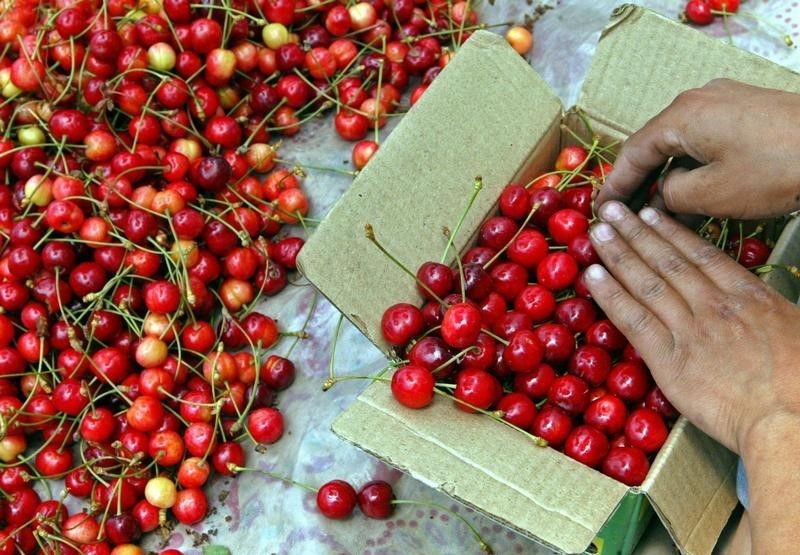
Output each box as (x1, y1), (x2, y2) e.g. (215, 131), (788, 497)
(567, 234), (601, 267)
(731, 237), (770, 267)
(555, 145), (588, 172)
(172, 489), (207, 524)
(499, 183), (533, 220)
(644, 386), (679, 420)
(564, 425), (609, 468)
(497, 392), (537, 429)
(441, 302), (482, 349)
(684, 0), (714, 25)
(491, 311), (532, 341)
(260, 355), (296, 390)
(461, 332), (497, 372)
(584, 394), (628, 436)
(606, 361), (651, 403)
(503, 330), (544, 373)
(407, 337), (451, 374)
(585, 319), (627, 352)
(357, 480), (395, 519)
(555, 297), (598, 333)
(563, 186), (594, 218)
(455, 263), (494, 301)
(625, 408), (669, 454)
(567, 345), (612, 387)
(247, 408), (284, 444)
(531, 404), (573, 447)
(317, 480), (358, 520)
(381, 303), (424, 347)
(212, 441), (246, 476)
(478, 292), (507, 326)
(536, 252), (579, 292)
(478, 216), (518, 251)
(416, 261), (453, 300)
(105, 513), (142, 546)
(534, 323), (576, 364)
(547, 209), (589, 245)
(548, 375), (590, 415)
(391, 365), (435, 409)
(601, 446), (651, 486)
(454, 368), (501, 413)
(507, 229), (549, 269)
(489, 262), (528, 300)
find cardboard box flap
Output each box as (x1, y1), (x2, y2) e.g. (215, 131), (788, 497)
(642, 419), (738, 554)
(296, 30), (561, 354)
(333, 379), (629, 554)
(579, 5), (800, 138)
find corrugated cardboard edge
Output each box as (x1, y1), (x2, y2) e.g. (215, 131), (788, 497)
(642, 419), (737, 555)
(580, 4), (800, 138)
(297, 30), (562, 356)
(332, 380), (629, 554)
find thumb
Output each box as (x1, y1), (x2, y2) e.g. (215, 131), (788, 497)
(659, 163), (723, 217)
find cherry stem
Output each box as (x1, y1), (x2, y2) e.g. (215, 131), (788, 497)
(440, 177), (484, 264)
(364, 224), (446, 305)
(431, 386), (547, 447)
(228, 465), (317, 492)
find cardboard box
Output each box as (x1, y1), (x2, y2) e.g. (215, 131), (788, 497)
(298, 5), (800, 554)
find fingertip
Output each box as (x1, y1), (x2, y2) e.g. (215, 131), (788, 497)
(583, 264), (609, 283)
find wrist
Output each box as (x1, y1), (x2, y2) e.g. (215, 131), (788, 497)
(740, 410), (800, 463)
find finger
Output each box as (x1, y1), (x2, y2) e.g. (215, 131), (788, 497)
(581, 264), (674, 362)
(589, 220), (693, 328)
(660, 162), (731, 218)
(637, 206), (766, 295)
(596, 119), (689, 206)
(597, 201), (715, 307)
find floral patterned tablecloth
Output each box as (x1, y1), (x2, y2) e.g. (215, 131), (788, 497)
(145, 2), (800, 554)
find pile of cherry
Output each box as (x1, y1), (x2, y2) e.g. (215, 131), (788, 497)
(0, 0), (536, 551)
(380, 144), (772, 487)
(683, 0), (740, 26)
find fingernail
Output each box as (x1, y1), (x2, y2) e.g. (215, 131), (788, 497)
(591, 222), (615, 242)
(600, 201), (626, 222)
(640, 207), (660, 225)
(584, 264), (608, 282)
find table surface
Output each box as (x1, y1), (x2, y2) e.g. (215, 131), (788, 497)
(143, 2), (800, 554)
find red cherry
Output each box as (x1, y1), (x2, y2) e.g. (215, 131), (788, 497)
(554, 145), (588, 172)
(489, 262), (528, 300)
(357, 480), (395, 519)
(499, 183), (533, 221)
(644, 386), (679, 420)
(503, 330), (544, 373)
(316, 480), (358, 519)
(497, 392), (537, 429)
(514, 284), (556, 323)
(684, 0), (714, 25)
(625, 409), (669, 454)
(172, 489), (207, 524)
(567, 345), (612, 387)
(564, 425), (609, 468)
(555, 297), (598, 333)
(606, 361), (651, 403)
(585, 319), (627, 352)
(380, 303), (424, 347)
(584, 394), (628, 436)
(441, 302), (482, 349)
(531, 404), (573, 447)
(547, 209), (589, 245)
(407, 337), (452, 374)
(390, 365), (435, 409)
(416, 261), (453, 300)
(513, 363), (556, 400)
(534, 323), (576, 364)
(548, 375), (590, 415)
(601, 446), (651, 486)
(454, 368), (501, 413)
(536, 252), (579, 292)
(478, 216), (518, 251)
(247, 408), (284, 444)
(454, 263), (494, 301)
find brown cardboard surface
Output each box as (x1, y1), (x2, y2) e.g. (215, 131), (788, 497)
(332, 379), (629, 554)
(642, 419), (738, 555)
(580, 5), (800, 138)
(297, 30), (561, 355)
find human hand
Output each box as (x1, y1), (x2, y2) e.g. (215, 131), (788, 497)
(582, 200), (800, 455)
(596, 79), (800, 219)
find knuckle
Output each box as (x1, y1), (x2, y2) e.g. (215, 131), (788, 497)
(705, 77), (732, 89)
(635, 275), (668, 301)
(657, 252), (691, 279)
(607, 247), (634, 268)
(688, 243), (726, 268)
(624, 308), (657, 337)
